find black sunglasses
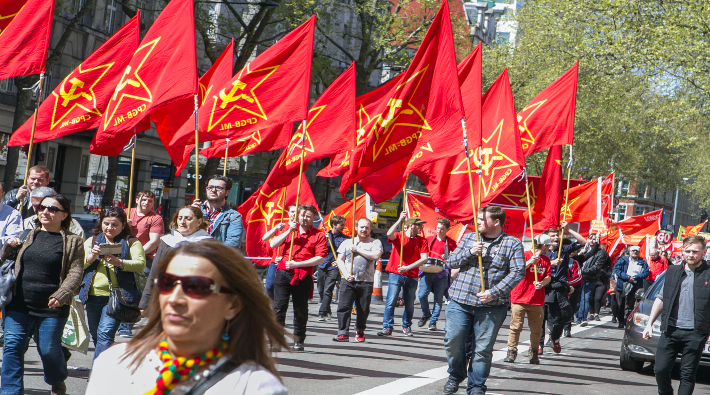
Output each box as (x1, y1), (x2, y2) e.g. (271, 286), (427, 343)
(39, 204), (65, 214)
(155, 273), (235, 299)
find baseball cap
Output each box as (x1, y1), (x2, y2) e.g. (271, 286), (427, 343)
(629, 246), (640, 252)
(404, 217), (426, 226)
(534, 234), (552, 246)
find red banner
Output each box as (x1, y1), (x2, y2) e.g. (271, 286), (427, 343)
(0, 0), (54, 79)
(91, 0), (197, 156)
(683, 221), (707, 237)
(527, 146), (563, 232)
(319, 194), (366, 237)
(609, 209), (663, 245)
(169, 16), (315, 147)
(518, 61), (578, 156)
(9, 15), (140, 147)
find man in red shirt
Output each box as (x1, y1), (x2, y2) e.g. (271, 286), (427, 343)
(504, 234), (552, 364)
(269, 204), (327, 351)
(378, 211), (429, 337)
(643, 248), (668, 291)
(128, 191), (164, 267)
(418, 218), (457, 331)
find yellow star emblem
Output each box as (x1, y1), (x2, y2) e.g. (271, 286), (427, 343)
(227, 130), (263, 156)
(50, 62), (115, 130)
(560, 195), (581, 220)
(199, 81), (214, 106)
(500, 180), (537, 207)
(247, 187), (287, 233)
(517, 100), (546, 152)
(103, 37), (159, 129)
(208, 65), (279, 132)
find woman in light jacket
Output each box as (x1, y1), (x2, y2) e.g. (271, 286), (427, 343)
(0, 194), (84, 395)
(86, 240), (288, 395)
(79, 207), (145, 362)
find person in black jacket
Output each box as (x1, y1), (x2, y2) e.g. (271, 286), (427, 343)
(643, 235), (710, 395)
(578, 237), (612, 323)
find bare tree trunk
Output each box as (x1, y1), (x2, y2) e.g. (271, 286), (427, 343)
(101, 156), (119, 207)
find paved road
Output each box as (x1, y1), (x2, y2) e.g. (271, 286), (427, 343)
(6, 285), (710, 395)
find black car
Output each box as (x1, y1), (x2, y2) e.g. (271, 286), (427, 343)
(620, 271), (710, 371)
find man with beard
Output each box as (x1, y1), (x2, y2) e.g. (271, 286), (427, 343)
(191, 175), (243, 248)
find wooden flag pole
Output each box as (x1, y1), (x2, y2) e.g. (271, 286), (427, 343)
(223, 138), (230, 176)
(23, 71), (46, 185)
(278, 188), (287, 224)
(558, 145), (574, 244)
(399, 177), (408, 269)
(523, 169), (538, 283)
(461, 119), (485, 292)
(193, 94), (200, 201)
(350, 185), (357, 274)
(288, 121), (307, 261)
(126, 133), (137, 215)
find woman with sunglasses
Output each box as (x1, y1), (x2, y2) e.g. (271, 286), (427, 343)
(79, 207), (146, 362)
(139, 206), (212, 311)
(86, 240), (288, 394)
(1, 195), (84, 395)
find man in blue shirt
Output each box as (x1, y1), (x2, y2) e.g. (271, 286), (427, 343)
(318, 215), (348, 321)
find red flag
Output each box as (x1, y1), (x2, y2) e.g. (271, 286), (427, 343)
(318, 150), (351, 178)
(415, 69), (524, 221)
(0, 0), (55, 79)
(682, 221), (707, 237)
(91, 0), (197, 156)
(528, 146), (563, 232)
(609, 209), (663, 245)
(459, 42), (482, 141)
(264, 63), (356, 191)
(406, 192), (469, 240)
(169, 16), (315, 147)
(518, 61), (578, 156)
(340, 0), (464, 199)
(319, 194), (366, 237)
(236, 175), (318, 262)
(9, 15), (140, 147)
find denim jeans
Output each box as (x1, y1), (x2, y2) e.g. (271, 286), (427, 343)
(265, 262), (278, 300)
(85, 295), (120, 363)
(418, 273), (447, 324)
(383, 273), (418, 330)
(444, 301), (507, 395)
(1, 310), (68, 395)
(577, 281), (598, 322)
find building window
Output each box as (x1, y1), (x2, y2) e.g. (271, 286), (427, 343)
(46, 147), (56, 173)
(616, 203), (627, 221)
(635, 205), (646, 216)
(0, 78), (14, 93)
(80, 155), (89, 178)
(619, 180), (630, 197)
(104, 0), (117, 34)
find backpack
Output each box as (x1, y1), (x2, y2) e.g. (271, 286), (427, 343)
(568, 260), (583, 287)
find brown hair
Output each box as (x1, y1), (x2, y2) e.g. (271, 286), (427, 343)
(683, 235), (706, 248)
(29, 165), (50, 180)
(329, 215), (346, 227)
(298, 204), (318, 216)
(480, 205), (506, 225)
(168, 206), (208, 232)
(437, 218), (451, 230)
(122, 240), (287, 377)
(39, 195), (73, 230)
(92, 206), (129, 238)
(543, 228), (559, 236)
(136, 190), (156, 201)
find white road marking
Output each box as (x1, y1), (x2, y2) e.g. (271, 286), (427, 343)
(354, 315), (614, 395)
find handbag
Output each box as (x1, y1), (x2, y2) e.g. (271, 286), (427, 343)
(104, 262), (142, 323)
(61, 299), (91, 354)
(0, 229), (32, 308)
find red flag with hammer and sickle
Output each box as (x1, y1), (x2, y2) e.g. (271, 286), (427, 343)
(319, 194), (367, 237)
(90, 0), (197, 156)
(236, 175), (319, 263)
(518, 61), (578, 156)
(339, 0), (464, 201)
(169, 16), (315, 147)
(9, 15), (140, 147)
(0, 0), (55, 80)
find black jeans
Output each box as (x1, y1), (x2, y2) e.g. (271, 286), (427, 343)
(272, 269), (313, 340)
(317, 267), (340, 316)
(590, 280), (607, 315)
(655, 327), (709, 395)
(615, 285), (640, 324)
(539, 304), (566, 348)
(336, 280), (373, 336)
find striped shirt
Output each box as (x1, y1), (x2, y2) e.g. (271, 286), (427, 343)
(447, 231), (525, 307)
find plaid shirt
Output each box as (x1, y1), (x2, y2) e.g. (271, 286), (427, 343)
(447, 231), (525, 307)
(201, 202), (227, 234)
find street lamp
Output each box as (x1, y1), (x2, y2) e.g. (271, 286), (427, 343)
(672, 177), (690, 230)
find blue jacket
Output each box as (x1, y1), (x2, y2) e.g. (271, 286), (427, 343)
(204, 206), (244, 249)
(613, 256), (649, 292)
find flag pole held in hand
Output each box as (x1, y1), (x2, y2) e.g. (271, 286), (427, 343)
(23, 72), (45, 185)
(559, 146), (573, 244)
(288, 121), (308, 261)
(522, 168), (538, 282)
(462, 119), (485, 293)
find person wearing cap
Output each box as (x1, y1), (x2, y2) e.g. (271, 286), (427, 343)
(504, 234), (552, 364)
(377, 211), (429, 337)
(613, 244), (649, 327)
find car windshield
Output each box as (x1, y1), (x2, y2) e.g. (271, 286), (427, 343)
(646, 273), (665, 301)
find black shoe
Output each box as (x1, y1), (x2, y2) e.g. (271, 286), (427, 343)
(429, 322), (437, 331)
(611, 316), (618, 324)
(618, 323), (625, 329)
(563, 328), (572, 338)
(503, 348), (517, 363)
(529, 348), (540, 364)
(417, 315), (431, 327)
(594, 315), (601, 321)
(292, 341), (304, 352)
(443, 378), (460, 394)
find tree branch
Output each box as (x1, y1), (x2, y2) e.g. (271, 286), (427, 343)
(315, 25), (356, 62)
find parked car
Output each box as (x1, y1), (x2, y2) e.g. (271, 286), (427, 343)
(73, 213), (99, 237)
(620, 271), (710, 371)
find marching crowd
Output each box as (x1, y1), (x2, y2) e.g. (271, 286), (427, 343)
(0, 169), (708, 395)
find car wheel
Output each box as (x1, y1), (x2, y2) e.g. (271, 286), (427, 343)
(619, 341), (644, 372)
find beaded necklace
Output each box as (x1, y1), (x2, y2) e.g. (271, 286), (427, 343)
(143, 338), (228, 395)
